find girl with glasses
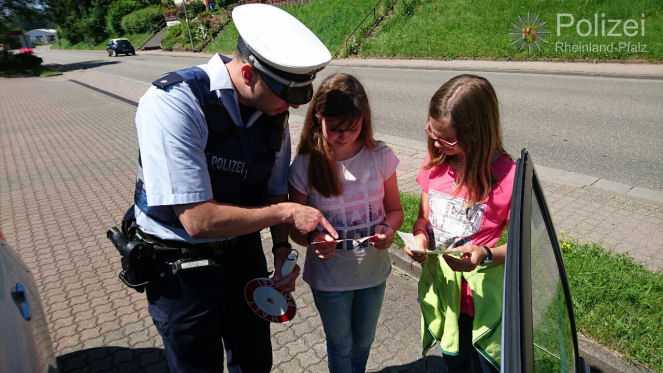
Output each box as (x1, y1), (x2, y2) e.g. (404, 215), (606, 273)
(289, 73), (404, 373)
(406, 74), (516, 373)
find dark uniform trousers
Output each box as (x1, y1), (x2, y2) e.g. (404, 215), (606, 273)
(139, 65), (285, 373)
(146, 233), (272, 373)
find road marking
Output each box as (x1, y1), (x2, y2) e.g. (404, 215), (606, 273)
(68, 79), (138, 107)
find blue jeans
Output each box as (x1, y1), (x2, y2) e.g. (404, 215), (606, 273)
(312, 282), (386, 373)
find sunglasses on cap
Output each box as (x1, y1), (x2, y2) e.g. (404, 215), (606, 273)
(249, 55), (316, 106)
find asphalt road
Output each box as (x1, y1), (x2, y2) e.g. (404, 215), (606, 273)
(37, 47), (663, 191)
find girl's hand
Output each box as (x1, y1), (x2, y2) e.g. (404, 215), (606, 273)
(309, 232), (337, 260)
(443, 243), (485, 272)
(370, 223), (394, 250)
(404, 232), (428, 263)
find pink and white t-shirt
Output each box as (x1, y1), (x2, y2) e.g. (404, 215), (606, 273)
(417, 153), (516, 316)
(289, 142), (399, 291)
(416, 153), (516, 250)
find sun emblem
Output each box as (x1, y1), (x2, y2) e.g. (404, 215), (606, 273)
(510, 13), (549, 53)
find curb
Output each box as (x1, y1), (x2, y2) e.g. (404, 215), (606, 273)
(387, 246), (655, 373)
(578, 334), (654, 373)
(62, 73), (663, 206)
(295, 113), (663, 204)
(83, 47), (663, 80)
(330, 59), (663, 81)
(138, 49), (663, 80)
(369, 125), (663, 205)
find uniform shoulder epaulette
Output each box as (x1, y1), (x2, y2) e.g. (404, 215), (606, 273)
(152, 72), (185, 90)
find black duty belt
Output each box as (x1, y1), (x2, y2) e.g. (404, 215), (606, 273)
(136, 229), (238, 259)
(135, 229), (245, 276)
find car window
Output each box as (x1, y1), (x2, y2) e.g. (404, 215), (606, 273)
(116, 40), (131, 47)
(530, 186), (576, 372)
(502, 149), (585, 373)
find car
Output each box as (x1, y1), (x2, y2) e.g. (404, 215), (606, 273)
(106, 38), (135, 57)
(502, 149), (593, 372)
(0, 230), (58, 372)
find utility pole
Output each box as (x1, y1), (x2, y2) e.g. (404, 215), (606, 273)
(175, 0), (195, 51)
(182, 0), (195, 51)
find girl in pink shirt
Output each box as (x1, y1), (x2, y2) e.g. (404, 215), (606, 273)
(405, 74), (515, 372)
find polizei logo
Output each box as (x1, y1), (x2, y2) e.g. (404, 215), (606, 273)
(555, 13), (647, 54)
(556, 13), (646, 37)
(510, 13), (550, 53)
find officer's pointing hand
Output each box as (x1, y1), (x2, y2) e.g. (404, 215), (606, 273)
(286, 203), (338, 239)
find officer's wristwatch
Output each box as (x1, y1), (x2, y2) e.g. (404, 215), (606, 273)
(481, 246), (493, 265)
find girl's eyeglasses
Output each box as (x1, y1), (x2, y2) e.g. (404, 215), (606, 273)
(329, 123), (361, 134)
(323, 116), (362, 134)
(425, 122), (458, 147)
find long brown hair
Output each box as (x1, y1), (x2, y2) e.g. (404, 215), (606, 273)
(297, 73), (375, 197)
(426, 74), (506, 205)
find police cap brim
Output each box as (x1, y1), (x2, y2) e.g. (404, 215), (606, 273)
(259, 69), (314, 106)
(232, 4), (331, 105)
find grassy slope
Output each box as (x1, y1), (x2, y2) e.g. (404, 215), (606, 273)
(206, 0), (378, 54)
(361, 0), (663, 61)
(398, 192), (662, 371)
(54, 32), (152, 51)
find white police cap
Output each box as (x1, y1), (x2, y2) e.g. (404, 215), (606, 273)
(232, 4), (331, 104)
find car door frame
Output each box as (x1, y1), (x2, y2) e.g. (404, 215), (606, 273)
(502, 148), (588, 373)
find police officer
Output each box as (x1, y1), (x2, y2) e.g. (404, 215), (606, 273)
(132, 4), (337, 372)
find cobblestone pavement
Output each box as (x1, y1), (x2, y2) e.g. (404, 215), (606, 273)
(0, 72), (661, 372)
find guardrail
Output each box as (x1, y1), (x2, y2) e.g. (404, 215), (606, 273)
(338, 0), (418, 57)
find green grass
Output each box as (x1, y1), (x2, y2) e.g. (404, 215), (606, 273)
(205, 22), (238, 53)
(397, 192), (663, 371)
(0, 60), (62, 78)
(361, 0), (663, 61)
(394, 192), (420, 248)
(53, 32), (153, 51)
(560, 241), (663, 371)
(52, 38), (106, 50)
(0, 64), (61, 78)
(38, 66), (62, 77)
(206, 0), (380, 55)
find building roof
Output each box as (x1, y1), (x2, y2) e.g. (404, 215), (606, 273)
(26, 29), (57, 35)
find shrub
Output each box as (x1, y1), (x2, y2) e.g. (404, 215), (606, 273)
(81, 3), (110, 44)
(161, 23), (183, 50)
(121, 5), (164, 34)
(107, 0), (143, 36)
(188, 1), (207, 18)
(15, 53), (43, 70)
(0, 51), (43, 74)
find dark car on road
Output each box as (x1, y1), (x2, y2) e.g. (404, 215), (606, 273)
(0, 230), (58, 372)
(106, 38), (135, 57)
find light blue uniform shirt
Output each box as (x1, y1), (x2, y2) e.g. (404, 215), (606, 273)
(134, 54), (291, 242)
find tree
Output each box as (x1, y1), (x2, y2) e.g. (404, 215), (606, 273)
(46, 0), (112, 44)
(46, 0), (92, 44)
(1, 0), (47, 37)
(45, 0), (161, 44)
(106, 0), (142, 36)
